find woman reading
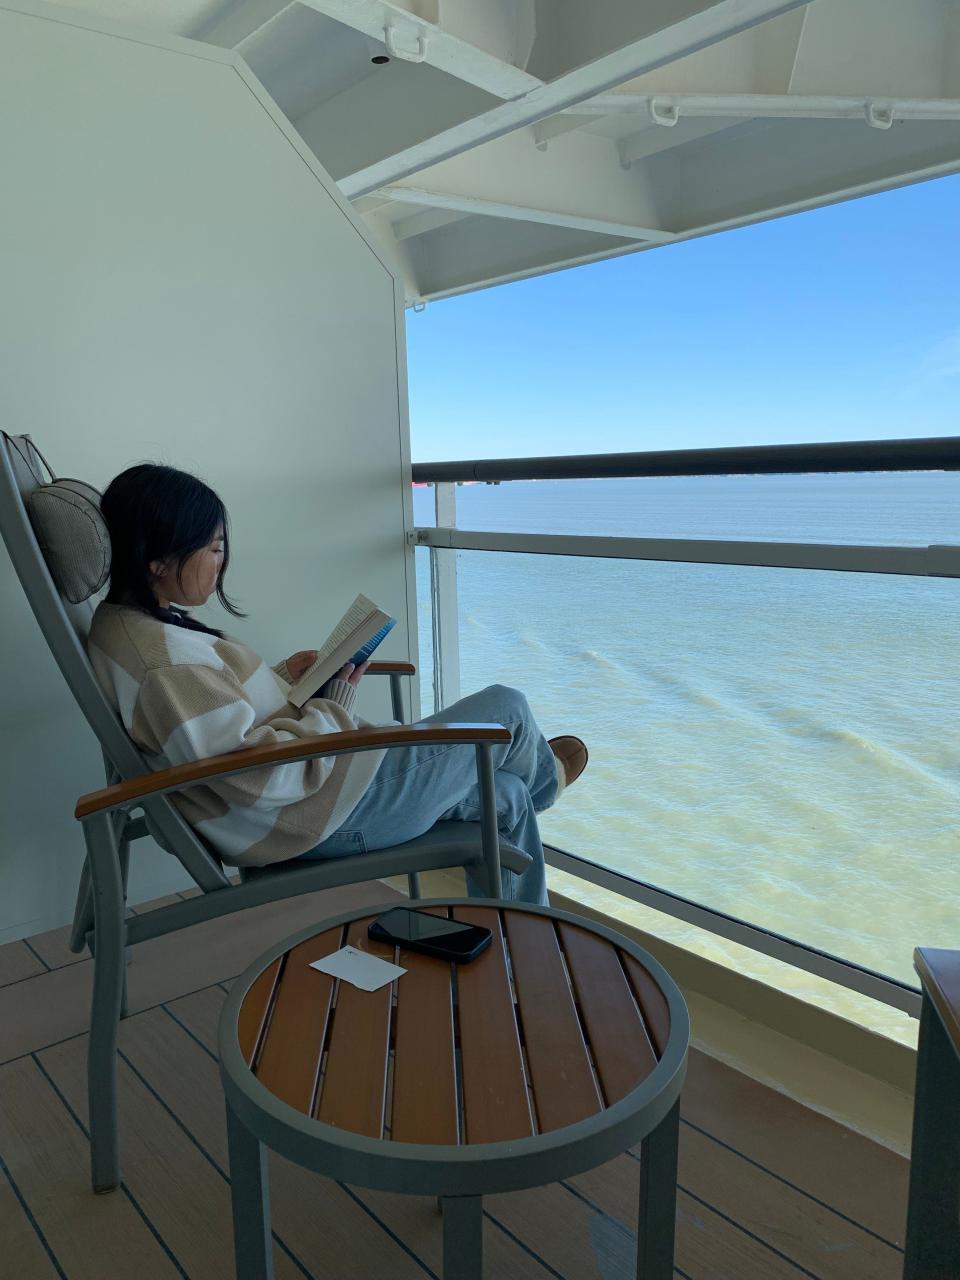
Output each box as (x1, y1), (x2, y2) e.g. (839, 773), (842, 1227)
(88, 464), (588, 905)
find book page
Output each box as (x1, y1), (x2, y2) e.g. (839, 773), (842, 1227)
(313, 594), (375, 666)
(286, 594), (389, 706)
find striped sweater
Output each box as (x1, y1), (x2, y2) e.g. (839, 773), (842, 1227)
(87, 603), (385, 867)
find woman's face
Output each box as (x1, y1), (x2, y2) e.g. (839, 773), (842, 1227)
(150, 527), (225, 609)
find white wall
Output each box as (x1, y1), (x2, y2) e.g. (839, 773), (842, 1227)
(0, 1), (417, 940)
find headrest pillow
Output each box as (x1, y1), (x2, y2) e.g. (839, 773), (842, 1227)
(26, 479), (111, 604)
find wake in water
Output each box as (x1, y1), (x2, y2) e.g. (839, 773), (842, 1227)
(774, 706), (956, 794)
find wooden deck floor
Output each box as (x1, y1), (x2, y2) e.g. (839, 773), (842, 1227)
(0, 881), (909, 1279)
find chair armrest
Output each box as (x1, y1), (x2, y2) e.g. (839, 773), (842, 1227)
(365, 660), (416, 676)
(75, 723), (511, 821)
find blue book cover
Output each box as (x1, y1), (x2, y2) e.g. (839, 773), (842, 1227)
(349, 616), (396, 666)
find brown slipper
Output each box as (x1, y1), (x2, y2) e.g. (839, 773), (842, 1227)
(548, 735), (589, 791)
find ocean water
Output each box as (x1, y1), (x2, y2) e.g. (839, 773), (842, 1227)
(412, 473), (960, 1039)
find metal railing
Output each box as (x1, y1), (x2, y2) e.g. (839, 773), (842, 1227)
(412, 434), (960, 483)
(410, 436), (960, 1017)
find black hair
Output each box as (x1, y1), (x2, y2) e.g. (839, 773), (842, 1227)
(100, 463), (244, 636)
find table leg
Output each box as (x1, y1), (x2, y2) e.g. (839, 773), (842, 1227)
(637, 1100), (680, 1280)
(225, 1099), (275, 1280)
(441, 1195), (483, 1280)
(904, 996), (960, 1279)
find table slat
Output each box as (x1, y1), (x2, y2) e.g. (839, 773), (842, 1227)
(503, 913), (602, 1133)
(453, 906), (533, 1144)
(254, 926), (343, 1114)
(316, 918), (393, 1138)
(391, 907), (458, 1144)
(237, 957), (282, 1067)
(622, 953), (671, 1057)
(558, 922), (658, 1105)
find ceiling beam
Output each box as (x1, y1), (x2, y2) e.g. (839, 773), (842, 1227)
(296, 0), (541, 99)
(657, 117), (960, 235)
(190, 0), (292, 49)
(374, 126), (671, 240)
(339, 0), (813, 198)
(391, 206), (470, 241)
(598, 92), (960, 130)
(379, 185), (675, 242)
(618, 119), (736, 168)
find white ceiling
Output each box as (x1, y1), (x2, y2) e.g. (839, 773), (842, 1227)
(54, 0), (960, 301)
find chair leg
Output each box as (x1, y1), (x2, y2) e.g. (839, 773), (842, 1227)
(407, 873), (422, 899)
(389, 671), (405, 723)
(117, 834), (131, 1020)
(475, 744), (502, 898)
(84, 812), (126, 1193)
(69, 857), (94, 955)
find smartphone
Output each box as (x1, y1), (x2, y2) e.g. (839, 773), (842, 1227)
(368, 907), (492, 963)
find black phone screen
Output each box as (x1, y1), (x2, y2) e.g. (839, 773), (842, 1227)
(373, 907), (478, 944)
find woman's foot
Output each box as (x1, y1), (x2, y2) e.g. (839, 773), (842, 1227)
(548, 736), (588, 794)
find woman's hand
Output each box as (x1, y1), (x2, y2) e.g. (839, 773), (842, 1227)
(318, 661), (369, 700)
(284, 650), (318, 682)
(333, 660), (370, 687)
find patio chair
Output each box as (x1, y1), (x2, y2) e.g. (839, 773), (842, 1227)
(0, 432), (528, 1192)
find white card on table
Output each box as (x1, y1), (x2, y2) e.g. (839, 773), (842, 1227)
(309, 945), (406, 992)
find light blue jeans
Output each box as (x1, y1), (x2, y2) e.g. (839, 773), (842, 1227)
(297, 685), (559, 904)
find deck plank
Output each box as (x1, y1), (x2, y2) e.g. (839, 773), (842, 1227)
(0, 881), (400, 1064)
(0, 1164), (64, 1279)
(0, 1057), (181, 1279)
(39, 1034), (304, 1280)
(487, 1175), (816, 1280)
(0, 941), (46, 987)
(25, 924), (85, 972)
(122, 995), (431, 1280)
(128, 894), (185, 915)
(569, 1131), (901, 1280)
(682, 1047), (909, 1245)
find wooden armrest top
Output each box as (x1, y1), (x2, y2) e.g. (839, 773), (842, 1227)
(915, 947), (960, 1056)
(75, 723), (511, 820)
(365, 660), (416, 676)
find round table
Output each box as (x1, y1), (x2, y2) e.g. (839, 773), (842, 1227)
(218, 899), (689, 1280)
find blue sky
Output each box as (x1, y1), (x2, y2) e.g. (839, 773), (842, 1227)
(406, 173), (960, 461)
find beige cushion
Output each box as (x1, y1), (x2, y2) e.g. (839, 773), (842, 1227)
(27, 479), (110, 604)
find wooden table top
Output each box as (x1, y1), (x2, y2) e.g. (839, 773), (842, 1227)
(237, 903), (673, 1146)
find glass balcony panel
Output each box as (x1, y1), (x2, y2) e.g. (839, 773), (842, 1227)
(423, 548), (959, 1010)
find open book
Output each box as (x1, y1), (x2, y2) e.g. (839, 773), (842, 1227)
(286, 594), (396, 708)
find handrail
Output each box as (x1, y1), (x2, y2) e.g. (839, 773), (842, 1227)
(412, 436), (960, 484)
